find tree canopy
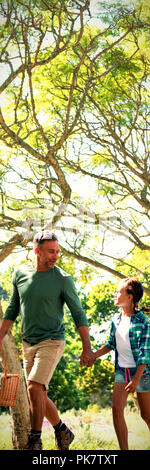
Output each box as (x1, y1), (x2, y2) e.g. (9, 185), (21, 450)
(0, 0), (150, 292)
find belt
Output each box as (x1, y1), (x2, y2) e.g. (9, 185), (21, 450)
(125, 368), (131, 383)
(23, 339), (36, 346)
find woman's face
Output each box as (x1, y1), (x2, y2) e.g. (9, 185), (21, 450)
(114, 281), (133, 308)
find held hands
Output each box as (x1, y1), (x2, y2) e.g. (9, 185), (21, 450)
(79, 349), (96, 367)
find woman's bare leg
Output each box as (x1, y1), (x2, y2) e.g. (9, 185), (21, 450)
(112, 383), (129, 450)
(137, 392), (150, 432)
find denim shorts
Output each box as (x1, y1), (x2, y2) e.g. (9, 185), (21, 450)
(115, 364), (150, 392)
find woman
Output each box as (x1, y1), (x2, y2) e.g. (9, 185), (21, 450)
(94, 278), (150, 450)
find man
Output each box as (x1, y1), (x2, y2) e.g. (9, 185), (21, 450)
(0, 231), (95, 450)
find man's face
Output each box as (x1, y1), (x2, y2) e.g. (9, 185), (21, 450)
(36, 240), (60, 270)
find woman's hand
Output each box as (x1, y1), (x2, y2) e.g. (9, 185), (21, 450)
(125, 364), (146, 393)
(125, 377), (139, 393)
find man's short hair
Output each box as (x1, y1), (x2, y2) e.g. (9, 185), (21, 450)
(33, 230), (58, 247)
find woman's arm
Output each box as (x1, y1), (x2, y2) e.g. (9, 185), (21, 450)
(94, 344), (111, 360)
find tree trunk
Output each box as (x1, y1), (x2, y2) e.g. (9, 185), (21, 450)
(0, 303), (30, 449)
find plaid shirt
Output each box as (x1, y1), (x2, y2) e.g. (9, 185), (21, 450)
(106, 310), (150, 374)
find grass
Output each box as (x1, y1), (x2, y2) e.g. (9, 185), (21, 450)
(0, 405), (150, 450)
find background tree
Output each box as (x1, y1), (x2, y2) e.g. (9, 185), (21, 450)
(0, 302), (30, 449)
(0, 0), (150, 448)
(0, 0), (149, 289)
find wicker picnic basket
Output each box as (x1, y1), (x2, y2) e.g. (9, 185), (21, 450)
(0, 350), (20, 407)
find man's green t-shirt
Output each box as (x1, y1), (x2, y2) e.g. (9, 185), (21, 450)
(3, 265), (88, 343)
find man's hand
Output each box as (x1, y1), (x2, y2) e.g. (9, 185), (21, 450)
(77, 325), (96, 367)
(79, 349), (96, 367)
(0, 319), (13, 351)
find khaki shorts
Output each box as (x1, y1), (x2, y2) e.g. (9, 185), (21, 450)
(22, 338), (65, 389)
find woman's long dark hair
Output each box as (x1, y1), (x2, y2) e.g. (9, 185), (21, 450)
(123, 278), (143, 311)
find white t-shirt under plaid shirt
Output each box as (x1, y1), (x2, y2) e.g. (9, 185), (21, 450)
(106, 310), (150, 374)
(115, 315), (136, 367)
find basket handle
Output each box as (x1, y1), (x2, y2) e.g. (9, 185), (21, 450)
(0, 349), (8, 377)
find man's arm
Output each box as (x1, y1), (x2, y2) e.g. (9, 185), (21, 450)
(0, 319), (14, 349)
(63, 276), (95, 366)
(0, 271), (20, 350)
(78, 325), (96, 367)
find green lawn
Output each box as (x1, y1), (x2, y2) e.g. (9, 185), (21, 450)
(0, 405), (149, 450)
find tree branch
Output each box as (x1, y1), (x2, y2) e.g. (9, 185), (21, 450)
(59, 244), (150, 297)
